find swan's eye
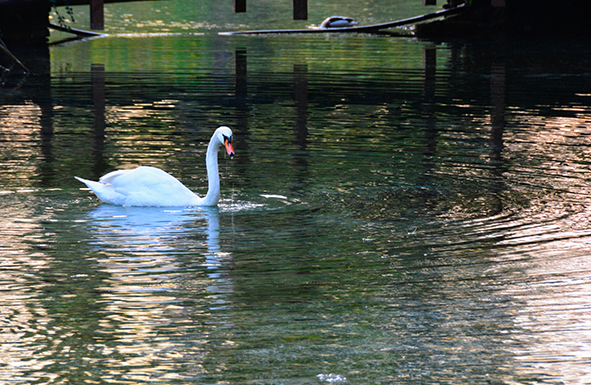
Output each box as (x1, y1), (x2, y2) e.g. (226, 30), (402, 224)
(223, 134), (232, 143)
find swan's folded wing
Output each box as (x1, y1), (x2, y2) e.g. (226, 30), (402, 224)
(101, 167), (199, 205)
(99, 168), (136, 185)
(77, 166), (201, 206)
(100, 167), (176, 189)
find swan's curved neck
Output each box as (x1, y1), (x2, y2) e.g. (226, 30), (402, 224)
(201, 136), (221, 206)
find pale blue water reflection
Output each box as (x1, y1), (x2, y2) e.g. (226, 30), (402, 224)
(3, 24), (591, 385)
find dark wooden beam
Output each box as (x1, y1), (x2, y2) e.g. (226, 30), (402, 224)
(90, 0), (104, 30)
(233, 0), (246, 13)
(424, 0), (436, 5)
(0, 0), (49, 45)
(293, 0), (307, 20)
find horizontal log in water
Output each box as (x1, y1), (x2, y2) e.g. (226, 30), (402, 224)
(48, 22), (104, 37)
(50, 0), (157, 5)
(219, 4), (467, 35)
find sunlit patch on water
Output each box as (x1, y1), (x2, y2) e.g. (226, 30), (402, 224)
(317, 373), (347, 383)
(220, 193), (301, 213)
(260, 193), (289, 200)
(220, 199), (267, 212)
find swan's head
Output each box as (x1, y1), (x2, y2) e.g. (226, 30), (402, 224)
(215, 126), (235, 158)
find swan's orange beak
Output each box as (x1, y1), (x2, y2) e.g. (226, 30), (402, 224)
(224, 138), (235, 158)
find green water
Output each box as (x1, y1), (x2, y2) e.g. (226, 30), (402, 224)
(2, 1), (591, 384)
(50, 0), (426, 35)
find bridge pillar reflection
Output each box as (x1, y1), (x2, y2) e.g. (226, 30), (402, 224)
(91, 63), (107, 178)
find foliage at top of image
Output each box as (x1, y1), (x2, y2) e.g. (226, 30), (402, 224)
(50, 0), (76, 28)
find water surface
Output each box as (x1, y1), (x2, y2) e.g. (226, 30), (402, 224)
(2, 4), (591, 383)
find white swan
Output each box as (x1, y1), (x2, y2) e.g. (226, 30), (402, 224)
(75, 126), (235, 207)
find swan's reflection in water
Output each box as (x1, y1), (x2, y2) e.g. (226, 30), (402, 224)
(88, 204), (229, 270)
(83, 205), (232, 381)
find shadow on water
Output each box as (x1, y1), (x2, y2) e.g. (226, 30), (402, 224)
(3, 35), (591, 383)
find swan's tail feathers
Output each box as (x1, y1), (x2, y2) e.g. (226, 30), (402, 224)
(75, 176), (95, 188)
(75, 176), (108, 192)
(74, 176), (125, 205)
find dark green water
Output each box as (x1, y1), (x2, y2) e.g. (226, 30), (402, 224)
(3, 2), (591, 383)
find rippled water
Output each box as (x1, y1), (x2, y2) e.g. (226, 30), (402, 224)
(3, 6), (591, 383)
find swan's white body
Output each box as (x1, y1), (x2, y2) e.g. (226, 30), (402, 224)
(75, 126), (234, 207)
(319, 16), (358, 29)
